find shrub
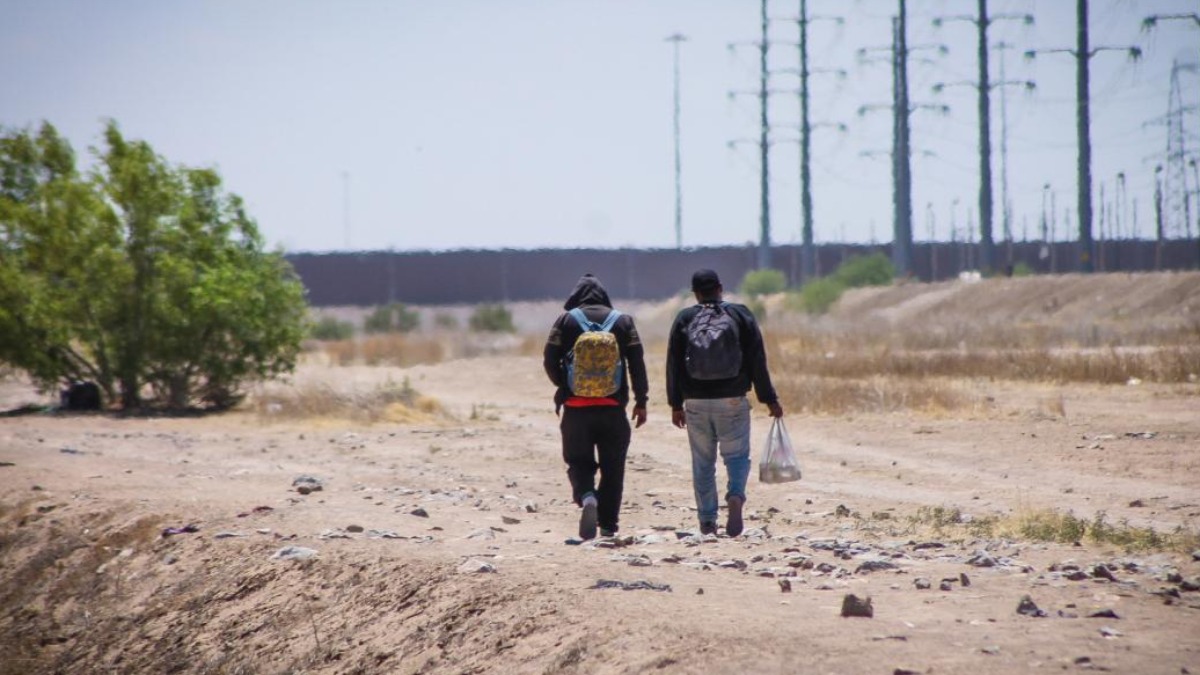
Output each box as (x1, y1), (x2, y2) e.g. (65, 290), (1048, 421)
(433, 312), (459, 329)
(797, 277), (846, 314)
(311, 316), (355, 341)
(469, 304), (515, 333)
(364, 303), (420, 334)
(832, 253), (894, 288)
(740, 268), (788, 297)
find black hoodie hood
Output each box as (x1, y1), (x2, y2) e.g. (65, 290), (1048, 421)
(563, 273), (613, 310)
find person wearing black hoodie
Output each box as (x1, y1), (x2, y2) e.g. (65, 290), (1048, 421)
(544, 274), (649, 540)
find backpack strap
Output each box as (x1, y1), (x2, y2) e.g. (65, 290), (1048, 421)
(569, 307), (620, 332)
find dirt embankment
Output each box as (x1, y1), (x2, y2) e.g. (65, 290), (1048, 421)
(2, 272), (1199, 675)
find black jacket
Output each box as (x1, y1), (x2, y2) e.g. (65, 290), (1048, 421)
(543, 274), (649, 411)
(665, 300), (778, 409)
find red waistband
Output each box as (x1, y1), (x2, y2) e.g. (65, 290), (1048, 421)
(565, 396), (619, 408)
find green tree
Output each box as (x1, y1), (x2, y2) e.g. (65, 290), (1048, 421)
(468, 304), (515, 333)
(832, 252), (894, 288)
(0, 121), (308, 410)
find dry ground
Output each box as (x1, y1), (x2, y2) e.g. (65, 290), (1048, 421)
(2, 273), (1199, 675)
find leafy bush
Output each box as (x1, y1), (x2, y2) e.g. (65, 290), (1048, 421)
(797, 277), (845, 314)
(739, 268), (787, 297)
(364, 303), (420, 334)
(311, 316), (355, 341)
(433, 312), (459, 329)
(832, 253), (894, 288)
(469, 304), (515, 333)
(744, 296), (767, 323)
(0, 120), (307, 410)
(1011, 262), (1034, 277)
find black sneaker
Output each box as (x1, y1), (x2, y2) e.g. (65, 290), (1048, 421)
(579, 502), (598, 540)
(726, 496), (745, 537)
(599, 527), (617, 537)
(699, 521), (718, 536)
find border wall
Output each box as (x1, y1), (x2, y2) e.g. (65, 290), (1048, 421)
(287, 239), (1200, 306)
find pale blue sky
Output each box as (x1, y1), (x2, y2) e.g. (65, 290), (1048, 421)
(3, 0), (1196, 253)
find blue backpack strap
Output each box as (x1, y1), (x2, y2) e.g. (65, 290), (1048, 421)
(568, 307), (593, 331)
(599, 309), (621, 332)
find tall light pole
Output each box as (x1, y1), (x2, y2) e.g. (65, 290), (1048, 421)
(758, 0), (772, 270)
(1026, 0), (1140, 273)
(933, 1), (1033, 275)
(666, 33), (687, 249)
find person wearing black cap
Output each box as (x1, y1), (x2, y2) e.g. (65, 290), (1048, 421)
(544, 273), (649, 540)
(666, 268), (783, 537)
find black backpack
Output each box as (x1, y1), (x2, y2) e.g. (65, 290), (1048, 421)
(685, 302), (742, 380)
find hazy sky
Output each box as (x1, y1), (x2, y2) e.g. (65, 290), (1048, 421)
(3, 0), (1197, 253)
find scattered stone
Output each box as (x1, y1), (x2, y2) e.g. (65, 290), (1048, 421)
(981, 646), (1000, 655)
(1191, 550), (1200, 562)
(465, 528), (495, 540)
(213, 531), (245, 539)
(161, 524), (199, 537)
(0, 461), (14, 467)
(1016, 595), (1046, 617)
(913, 578), (932, 590)
(271, 546), (317, 561)
(840, 594), (874, 618)
(590, 579), (672, 592)
(1124, 431), (1156, 440)
(523, 501), (539, 513)
(292, 475), (323, 494)
(59, 448), (85, 455)
(162, 554), (178, 565)
(1181, 578), (1200, 592)
(346, 524), (364, 533)
(501, 515), (521, 525)
(1090, 564), (1117, 582)
(1098, 626), (1122, 639)
(367, 529), (404, 539)
(410, 508), (429, 518)
(458, 558), (496, 574)
(778, 578), (792, 593)
(319, 529), (351, 540)
(892, 669), (921, 675)
(855, 559), (898, 574)
(967, 550), (997, 567)
(870, 635), (908, 642)
(939, 580), (954, 592)
(1087, 609), (1119, 619)
(959, 572), (971, 587)
(1128, 499), (1145, 508)
(1066, 570), (1090, 581)
(834, 504), (851, 518)
(912, 541), (946, 550)
(696, 588), (704, 595)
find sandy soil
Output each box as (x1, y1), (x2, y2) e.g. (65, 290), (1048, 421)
(3, 284), (1200, 674)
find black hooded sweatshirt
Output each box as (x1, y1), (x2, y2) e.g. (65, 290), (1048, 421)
(543, 274), (649, 412)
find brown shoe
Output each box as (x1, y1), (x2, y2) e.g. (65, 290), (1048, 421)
(725, 496), (745, 537)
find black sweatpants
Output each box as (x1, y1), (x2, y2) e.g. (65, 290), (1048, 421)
(560, 405), (631, 533)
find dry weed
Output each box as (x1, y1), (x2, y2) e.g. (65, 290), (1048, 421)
(251, 378), (444, 424)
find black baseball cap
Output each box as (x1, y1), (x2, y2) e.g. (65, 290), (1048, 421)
(691, 269), (721, 292)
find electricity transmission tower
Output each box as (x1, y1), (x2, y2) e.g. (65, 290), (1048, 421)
(666, 33), (687, 249)
(774, 0), (845, 283)
(1164, 61), (1195, 240)
(1025, 0), (1141, 273)
(932, 0), (1033, 275)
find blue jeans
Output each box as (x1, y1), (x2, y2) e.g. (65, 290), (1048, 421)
(685, 396), (751, 524)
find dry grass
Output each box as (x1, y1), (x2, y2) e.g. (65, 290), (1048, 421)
(307, 332), (542, 367)
(900, 505), (1200, 553)
(251, 378), (444, 424)
(774, 375), (975, 415)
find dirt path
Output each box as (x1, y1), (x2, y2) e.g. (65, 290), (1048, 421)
(2, 355), (1199, 674)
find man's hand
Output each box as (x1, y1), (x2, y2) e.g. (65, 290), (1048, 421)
(671, 408), (687, 429)
(767, 401), (784, 418)
(631, 405), (647, 428)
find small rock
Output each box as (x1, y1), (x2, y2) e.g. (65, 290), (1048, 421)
(465, 528), (495, 540)
(939, 580), (953, 592)
(458, 558), (496, 574)
(271, 546), (317, 561)
(1128, 499), (1145, 508)
(840, 594), (874, 618)
(1087, 609), (1119, 619)
(959, 572), (971, 587)
(778, 578), (792, 593)
(292, 475), (323, 493)
(855, 559), (898, 574)
(893, 670), (921, 675)
(1016, 595), (1046, 617)
(696, 588), (704, 595)
(913, 577), (931, 590)
(1098, 626), (1122, 639)
(410, 508), (429, 518)
(967, 550), (997, 567)
(523, 501), (539, 513)
(1090, 564), (1117, 582)
(981, 646), (1000, 655)
(1191, 550), (1200, 562)
(834, 504), (851, 518)
(346, 524), (364, 533)
(501, 515), (521, 525)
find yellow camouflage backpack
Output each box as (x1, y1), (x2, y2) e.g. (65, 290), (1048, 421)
(566, 308), (623, 397)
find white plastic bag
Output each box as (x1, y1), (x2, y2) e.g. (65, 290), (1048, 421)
(759, 417), (802, 483)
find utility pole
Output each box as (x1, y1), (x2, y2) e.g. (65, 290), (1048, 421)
(858, 4), (945, 280)
(1155, 165), (1165, 270)
(666, 33), (687, 249)
(1026, 0), (1140, 273)
(758, 0), (772, 270)
(933, 2), (1033, 275)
